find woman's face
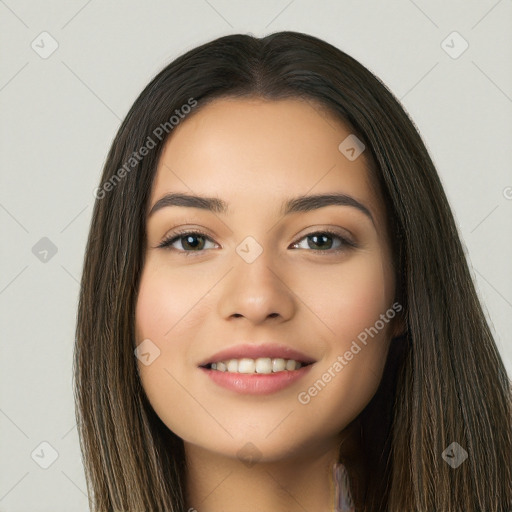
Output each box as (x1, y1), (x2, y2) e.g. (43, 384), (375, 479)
(135, 97), (401, 462)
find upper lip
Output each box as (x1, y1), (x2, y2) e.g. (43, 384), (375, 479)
(198, 343), (317, 367)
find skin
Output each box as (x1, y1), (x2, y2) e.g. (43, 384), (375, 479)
(135, 97), (404, 511)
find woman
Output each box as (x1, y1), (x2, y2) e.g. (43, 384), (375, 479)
(74, 31), (512, 511)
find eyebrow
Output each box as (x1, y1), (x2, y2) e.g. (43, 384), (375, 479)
(148, 192), (375, 225)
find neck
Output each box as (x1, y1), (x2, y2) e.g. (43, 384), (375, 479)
(184, 418), (364, 512)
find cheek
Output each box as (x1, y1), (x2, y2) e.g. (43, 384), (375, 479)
(134, 261), (216, 440)
(296, 250), (395, 427)
(135, 261), (200, 386)
(135, 266), (176, 343)
(306, 248), (395, 350)
(135, 259), (209, 341)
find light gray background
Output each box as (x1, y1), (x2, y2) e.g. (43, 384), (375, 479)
(1, 1), (511, 510)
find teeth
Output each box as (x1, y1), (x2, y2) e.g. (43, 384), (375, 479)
(286, 359), (297, 371)
(208, 357), (306, 373)
(255, 358), (272, 374)
(227, 359), (238, 372)
(273, 358), (286, 372)
(238, 358), (255, 373)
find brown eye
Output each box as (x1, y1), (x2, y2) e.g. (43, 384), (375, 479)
(157, 231), (217, 253)
(157, 229), (357, 256)
(290, 230), (357, 253)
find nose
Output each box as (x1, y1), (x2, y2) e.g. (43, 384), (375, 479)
(216, 249), (296, 326)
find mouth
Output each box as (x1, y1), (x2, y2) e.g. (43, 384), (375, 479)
(198, 360), (315, 395)
(196, 343), (317, 394)
(199, 358), (315, 374)
(197, 342), (317, 372)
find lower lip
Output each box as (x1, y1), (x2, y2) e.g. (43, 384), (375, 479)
(198, 364), (314, 395)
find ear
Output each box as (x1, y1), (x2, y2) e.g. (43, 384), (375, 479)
(389, 307), (407, 339)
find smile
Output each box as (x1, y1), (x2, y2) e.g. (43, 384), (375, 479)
(202, 357), (313, 374)
(199, 361), (314, 395)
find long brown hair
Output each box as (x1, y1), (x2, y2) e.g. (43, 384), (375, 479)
(74, 31), (512, 511)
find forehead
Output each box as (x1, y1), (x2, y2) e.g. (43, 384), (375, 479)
(150, 97), (384, 226)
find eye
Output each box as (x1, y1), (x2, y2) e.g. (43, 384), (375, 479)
(157, 230), (217, 254)
(290, 230), (357, 253)
(157, 228), (356, 255)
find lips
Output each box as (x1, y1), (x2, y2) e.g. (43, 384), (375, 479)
(197, 343), (317, 367)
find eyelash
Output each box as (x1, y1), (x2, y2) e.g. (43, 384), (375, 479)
(156, 228), (357, 256)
